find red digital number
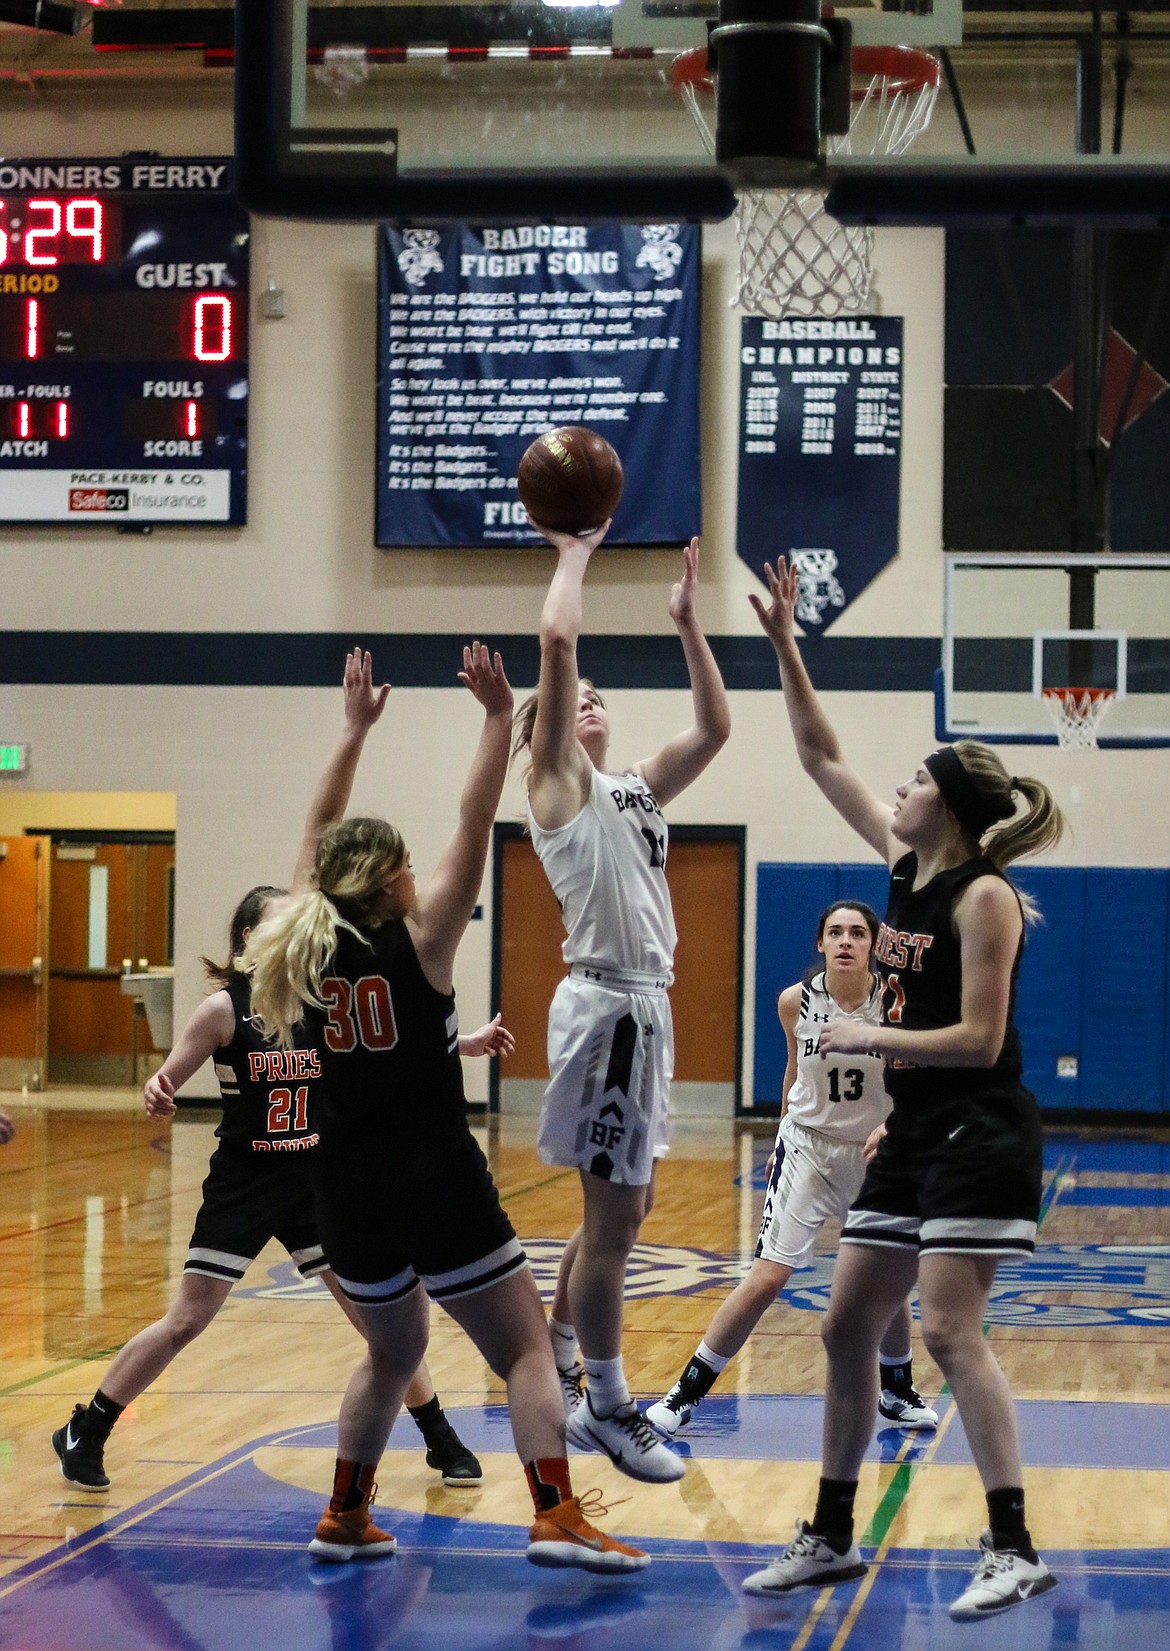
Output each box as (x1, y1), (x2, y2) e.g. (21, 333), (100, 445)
(193, 294), (232, 362)
(25, 297), (38, 359)
(25, 199), (61, 266)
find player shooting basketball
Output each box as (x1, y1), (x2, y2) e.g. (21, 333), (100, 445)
(512, 517), (730, 1485)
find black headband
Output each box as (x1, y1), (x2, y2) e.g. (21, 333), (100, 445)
(924, 747), (1016, 839)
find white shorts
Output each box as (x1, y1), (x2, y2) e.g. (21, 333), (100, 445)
(538, 968), (673, 1188)
(755, 1115), (869, 1269)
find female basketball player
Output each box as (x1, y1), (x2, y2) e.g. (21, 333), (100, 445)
(741, 558), (1064, 1622)
(51, 653), (487, 1495)
(513, 525), (730, 1485)
(246, 642), (648, 1575)
(648, 900), (935, 1439)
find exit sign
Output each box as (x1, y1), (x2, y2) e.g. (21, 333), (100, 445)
(0, 744), (29, 774)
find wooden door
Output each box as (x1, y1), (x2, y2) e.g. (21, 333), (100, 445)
(495, 828), (743, 1114)
(0, 836), (49, 1090)
(48, 842), (138, 1085)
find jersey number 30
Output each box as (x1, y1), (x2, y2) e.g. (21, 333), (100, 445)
(320, 976), (399, 1053)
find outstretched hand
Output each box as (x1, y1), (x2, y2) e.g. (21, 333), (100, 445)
(343, 647), (391, 734)
(748, 558), (802, 650)
(531, 518), (611, 557)
(144, 1070), (176, 1118)
(460, 1012), (516, 1059)
(668, 535), (700, 626)
(459, 640), (513, 718)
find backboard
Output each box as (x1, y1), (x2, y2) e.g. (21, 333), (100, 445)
(938, 554), (1170, 749)
(236, 2), (1170, 228)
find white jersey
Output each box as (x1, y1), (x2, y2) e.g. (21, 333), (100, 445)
(528, 764), (676, 975)
(783, 970), (891, 1145)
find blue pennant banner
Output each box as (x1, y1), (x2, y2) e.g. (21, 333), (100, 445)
(737, 314), (903, 630)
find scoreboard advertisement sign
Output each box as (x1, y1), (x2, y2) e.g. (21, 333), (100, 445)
(736, 315), (903, 628)
(0, 157), (248, 526)
(376, 222), (701, 547)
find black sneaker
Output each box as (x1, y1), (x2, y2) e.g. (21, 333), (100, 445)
(52, 1405), (110, 1491)
(424, 1419), (483, 1487)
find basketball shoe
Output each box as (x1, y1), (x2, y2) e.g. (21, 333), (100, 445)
(423, 1417), (484, 1486)
(646, 1383), (699, 1438)
(877, 1385), (939, 1430)
(567, 1392), (685, 1483)
(741, 1521), (867, 1596)
(558, 1360), (585, 1419)
(51, 1405), (110, 1491)
(309, 1484), (397, 1563)
(527, 1490), (649, 1574)
(949, 1532), (1057, 1620)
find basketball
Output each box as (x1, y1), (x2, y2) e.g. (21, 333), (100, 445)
(516, 426), (624, 534)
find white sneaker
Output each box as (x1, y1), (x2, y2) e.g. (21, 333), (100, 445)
(566, 1393), (685, 1483)
(645, 1390), (698, 1438)
(877, 1386), (939, 1430)
(742, 1521), (867, 1596)
(557, 1360), (585, 1420)
(949, 1532), (1057, 1621)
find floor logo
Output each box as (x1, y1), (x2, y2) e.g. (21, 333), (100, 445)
(238, 1241), (1170, 1328)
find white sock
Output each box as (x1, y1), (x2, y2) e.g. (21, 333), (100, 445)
(582, 1355), (630, 1416)
(548, 1316), (579, 1372)
(696, 1339), (731, 1375)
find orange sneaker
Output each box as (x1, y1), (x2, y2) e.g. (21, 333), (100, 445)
(308, 1499), (397, 1563)
(527, 1490), (649, 1574)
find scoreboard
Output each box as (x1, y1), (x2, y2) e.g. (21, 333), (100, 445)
(0, 157), (248, 525)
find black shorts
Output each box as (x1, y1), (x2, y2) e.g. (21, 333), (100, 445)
(841, 1086), (1044, 1261)
(311, 1126), (526, 1308)
(185, 1144), (326, 1283)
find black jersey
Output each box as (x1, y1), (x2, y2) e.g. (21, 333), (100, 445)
(212, 971), (323, 1153)
(874, 852), (1025, 1106)
(301, 919), (467, 1145)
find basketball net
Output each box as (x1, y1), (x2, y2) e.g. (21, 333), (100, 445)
(1041, 687), (1115, 751)
(673, 45), (940, 318)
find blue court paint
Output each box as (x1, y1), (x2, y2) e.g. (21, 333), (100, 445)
(6, 1419), (1163, 1651)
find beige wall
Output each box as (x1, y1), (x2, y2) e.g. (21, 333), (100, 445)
(3, 82), (1168, 1102)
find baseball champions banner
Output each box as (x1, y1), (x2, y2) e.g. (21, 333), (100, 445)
(736, 315), (903, 629)
(376, 223), (701, 547)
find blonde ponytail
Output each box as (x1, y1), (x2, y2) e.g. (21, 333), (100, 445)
(245, 814), (409, 1048)
(245, 889), (347, 1049)
(952, 741), (1067, 923)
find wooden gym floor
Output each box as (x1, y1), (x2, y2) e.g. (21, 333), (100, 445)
(3, 1094), (1170, 1649)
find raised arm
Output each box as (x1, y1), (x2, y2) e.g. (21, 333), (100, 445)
(143, 990), (236, 1117)
(527, 523), (607, 829)
(291, 648), (390, 890)
(750, 558), (896, 863)
(409, 642), (514, 990)
(637, 537), (731, 807)
(820, 876), (1022, 1069)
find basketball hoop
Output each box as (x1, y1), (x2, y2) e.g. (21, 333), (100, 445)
(1041, 686), (1115, 750)
(672, 44), (940, 317)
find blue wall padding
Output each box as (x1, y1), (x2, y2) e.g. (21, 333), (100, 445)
(1080, 870), (1168, 1112)
(755, 863), (1170, 1114)
(1013, 866), (1086, 1108)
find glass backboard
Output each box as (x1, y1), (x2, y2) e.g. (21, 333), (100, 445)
(939, 554), (1170, 749)
(234, 0), (1170, 227)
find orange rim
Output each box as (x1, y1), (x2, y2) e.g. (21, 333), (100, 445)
(671, 42), (940, 102)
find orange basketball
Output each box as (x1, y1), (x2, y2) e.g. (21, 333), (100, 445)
(516, 426), (624, 534)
